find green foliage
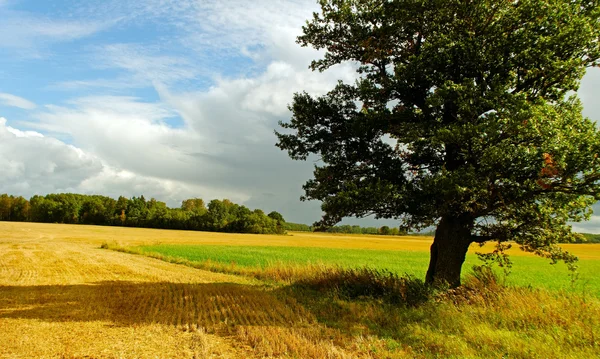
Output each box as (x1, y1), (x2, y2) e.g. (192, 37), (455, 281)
(0, 193), (285, 235)
(0, 194), (30, 221)
(283, 222), (313, 232)
(181, 198), (206, 214)
(276, 0), (600, 284)
(576, 233), (600, 243)
(379, 225), (391, 235)
(267, 211), (285, 223)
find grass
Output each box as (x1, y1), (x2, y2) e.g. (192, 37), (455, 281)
(281, 269), (600, 359)
(2, 221), (600, 358)
(132, 244), (600, 296)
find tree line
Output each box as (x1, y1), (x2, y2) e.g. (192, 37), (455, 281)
(284, 219), (599, 242)
(0, 192), (418, 237)
(283, 222), (408, 236)
(0, 193), (285, 234)
(579, 233), (600, 244)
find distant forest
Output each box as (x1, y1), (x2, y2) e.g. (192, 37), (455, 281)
(580, 233), (600, 243)
(1, 193), (596, 240)
(284, 224), (600, 243)
(0, 193), (406, 236)
(283, 222), (408, 236)
(0, 193), (286, 234)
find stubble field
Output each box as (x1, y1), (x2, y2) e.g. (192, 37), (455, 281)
(1, 221), (599, 358)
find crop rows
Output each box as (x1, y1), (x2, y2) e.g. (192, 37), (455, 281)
(0, 224), (362, 358)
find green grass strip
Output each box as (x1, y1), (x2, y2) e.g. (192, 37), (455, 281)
(136, 244), (600, 296)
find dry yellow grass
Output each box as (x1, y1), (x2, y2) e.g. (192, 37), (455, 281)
(0, 222), (379, 358)
(0, 223), (258, 358)
(1, 221), (599, 358)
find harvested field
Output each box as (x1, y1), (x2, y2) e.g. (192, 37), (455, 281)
(0, 222), (368, 358)
(1, 221), (599, 358)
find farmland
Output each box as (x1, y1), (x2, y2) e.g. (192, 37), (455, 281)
(127, 242), (599, 294)
(1, 221), (599, 358)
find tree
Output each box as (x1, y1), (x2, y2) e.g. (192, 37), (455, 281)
(115, 196), (128, 225)
(10, 196), (30, 221)
(276, 0), (600, 287)
(146, 198), (169, 228)
(206, 199), (230, 231)
(0, 194), (12, 221)
(181, 198), (207, 214)
(126, 196), (148, 226)
(267, 211), (285, 223)
(80, 197), (107, 225)
(379, 226), (391, 235)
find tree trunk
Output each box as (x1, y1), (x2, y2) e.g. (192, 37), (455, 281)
(425, 215), (473, 287)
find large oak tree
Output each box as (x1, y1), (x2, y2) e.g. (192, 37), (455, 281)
(276, 0), (600, 286)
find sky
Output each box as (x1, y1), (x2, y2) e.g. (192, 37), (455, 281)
(0, 0), (598, 233)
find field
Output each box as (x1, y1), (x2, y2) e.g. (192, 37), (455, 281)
(1, 221), (599, 358)
(131, 243), (600, 295)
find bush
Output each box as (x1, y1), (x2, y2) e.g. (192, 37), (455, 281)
(296, 267), (435, 307)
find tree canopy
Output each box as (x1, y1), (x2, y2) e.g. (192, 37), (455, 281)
(277, 0), (600, 286)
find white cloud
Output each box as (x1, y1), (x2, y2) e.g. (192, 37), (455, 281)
(79, 166), (251, 206)
(96, 44), (199, 84)
(73, 0), (317, 48)
(0, 93), (37, 109)
(50, 44), (205, 91)
(0, 117), (103, 193)
(31, 96), (198, 170)
(0, 13), (108, 55)
(20, 67), (333, 222)
(15, 0), (336, 223)
(5, 126), (43, 138)
(0, 116), (250, 206)
(21, 96), (253, 202)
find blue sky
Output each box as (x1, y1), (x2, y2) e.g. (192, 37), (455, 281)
(0, 0), (598, 233)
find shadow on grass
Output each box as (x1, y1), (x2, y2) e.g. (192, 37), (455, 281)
(0, 276), (444, 349)
(0, 279), (446, 357)
(278, 282), (438, 340)
(0, 281), (313, 330)
(0, 268), (442, 341)
(2, 274), (597, 358)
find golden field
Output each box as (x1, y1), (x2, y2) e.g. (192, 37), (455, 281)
(0, 222), (399, 358)
(1, 221), (599, 358)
